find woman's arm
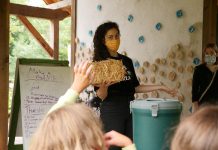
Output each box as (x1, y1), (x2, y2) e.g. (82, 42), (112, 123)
(96, 84), (109, 100)
(135, 84), (163, 93)
(95, 82), (115, 100)
(135, 84), (177, 96)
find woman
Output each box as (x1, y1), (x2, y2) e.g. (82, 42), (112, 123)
(192, 43), (218, 112)
(171, 106), (218, 150)
(93, 21), (177, 150)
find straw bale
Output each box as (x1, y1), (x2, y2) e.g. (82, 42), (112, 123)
(90, 59), (126, 84)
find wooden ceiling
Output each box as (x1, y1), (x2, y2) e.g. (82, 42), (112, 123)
(43, 0), (71, 15)
(9, 0), (74, 58)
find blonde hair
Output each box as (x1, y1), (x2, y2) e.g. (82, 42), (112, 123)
(29, 103), (105, 150)
(171, 106), (218, 150)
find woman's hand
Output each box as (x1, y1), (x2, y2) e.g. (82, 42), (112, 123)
(160, 85), (178, 97)
(71, 61), (94, 93)
(104, 130), (133, 149)
(94, 81), (117, 100)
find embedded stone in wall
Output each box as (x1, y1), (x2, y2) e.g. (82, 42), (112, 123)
(155, 22), (162, 31)
(128, 14), (134, 22)
(150, 76), (156, 83)
(187, 65), (194, 73)
(159, 70), (165, 77)
(177, 66), (184, 73)
(169, 61), (177, 68)
(96, 4), (102, 11)
(88, 30), (93, 37)
(143, 61), (150, 67)
(168, 51), (175, 59)
(138, 67), (145, 74)
(176, 10), (183, 18)
(174, 43), (180, 50)
(133, 60), (140, 68)
(160, 58), (167, 65)
(138, 35), (145, 43)
(142, 93), (148, 99)
(178, 94), (185, 102)
(176, 81), (181, 88)
(150, 64), (158, 72)
(168, 71), (177, 81)
(189, 25), (195, 33)
(193, 57), (201, 65)
(141, 76), (148, 83)
(155, 58), (161, 64)
(151, 91), (159, 98)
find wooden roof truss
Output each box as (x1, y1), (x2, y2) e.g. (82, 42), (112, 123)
(9, 0), (72, 59)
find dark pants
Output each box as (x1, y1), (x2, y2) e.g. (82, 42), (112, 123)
(100, 101), (133, 150)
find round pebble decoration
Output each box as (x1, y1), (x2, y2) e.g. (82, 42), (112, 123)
(128, 14), (134, 22)
(138, 36), (145, 43)
(155, 22), (162, 30)
(176, 9), (183, 18)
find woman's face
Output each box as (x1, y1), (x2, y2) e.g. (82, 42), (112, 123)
(204, 47), (217, 65)
(104, 28), (120, 54)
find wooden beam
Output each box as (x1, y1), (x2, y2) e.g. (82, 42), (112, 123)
(10, 3), (69, 20)
(45, 0), (71, 10)
(0, 1), (9, 150)
(50, 20), (59, 60)
(203, 0), (217, 48)
(70, 0), (77, 67)
(17, 15), (54, 57)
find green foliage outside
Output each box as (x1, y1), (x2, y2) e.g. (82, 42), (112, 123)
(9, 0), (71, 112)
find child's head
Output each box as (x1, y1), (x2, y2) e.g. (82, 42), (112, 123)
(29, 103), (105, 150)
(171, 106), (218, 150)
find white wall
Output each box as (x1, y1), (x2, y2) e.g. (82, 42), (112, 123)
(76, 0), (204, 115)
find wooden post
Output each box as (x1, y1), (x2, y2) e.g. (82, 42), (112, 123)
(217, 0), (218, 46)
(203, 0), (217, 48)
(0, 0), (9, 150)
(50, 20), (59, 60)
(70, 0), (77, 68)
